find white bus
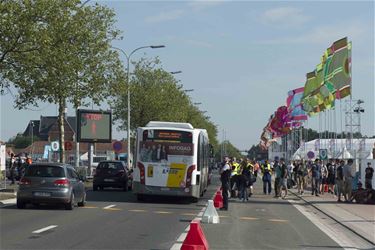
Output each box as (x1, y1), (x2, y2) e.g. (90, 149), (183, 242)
(133, 121), (211, 201)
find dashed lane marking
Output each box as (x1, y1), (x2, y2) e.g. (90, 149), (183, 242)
(181, 213), (196, 216)
(32, 225), (57, 234)
(103, 204), (116, 209)
(104, 207), (122, 211)
(128, 209), (147, 212)
(239, 217), (259, 221)
(219, 215), (229, 218)
(154, 211), (173, 214)
(268, 219), (288, 223)
(81, 206), (98, 209)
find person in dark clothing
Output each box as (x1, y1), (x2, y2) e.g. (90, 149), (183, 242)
(311, 159), (321, 196)
(365, 162), (374, 189)
(9, 153), (16, 184)
(220, 159), (231, 210)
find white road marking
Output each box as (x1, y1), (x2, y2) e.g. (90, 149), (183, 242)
(177, 232), (187, 242)
(170, 243), (182, 250)
(32, 225), (57, 234)
(289, 199), (373, 250)
(103, 204), (116, 209)
(197, 212), (203, 217)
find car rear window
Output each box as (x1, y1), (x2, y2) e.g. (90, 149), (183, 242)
(97, 162), (123, 170)
(25, 165), (65, 178)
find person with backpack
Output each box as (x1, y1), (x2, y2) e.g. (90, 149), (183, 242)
(336, 160), (345, 202)
(238, 160), (250, 202)
(262, 160), (272, 195)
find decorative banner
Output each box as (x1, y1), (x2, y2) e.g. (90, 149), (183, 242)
(286, 87), (308, 121)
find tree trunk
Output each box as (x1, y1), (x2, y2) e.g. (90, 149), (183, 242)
(58, 98), (65, 163)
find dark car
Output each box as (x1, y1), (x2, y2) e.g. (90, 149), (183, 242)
(93, 161), (130, 191)
(16, 163), (86, 210)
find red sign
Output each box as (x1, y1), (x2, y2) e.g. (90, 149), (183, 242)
(65, 141), (73, 151)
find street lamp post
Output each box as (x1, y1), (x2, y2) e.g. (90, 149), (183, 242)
(113, 45), (165, 169)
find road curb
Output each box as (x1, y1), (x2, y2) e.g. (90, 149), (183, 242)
(289, 189), (375, 246)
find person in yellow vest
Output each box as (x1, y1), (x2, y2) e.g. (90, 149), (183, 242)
(262, 160), (272, 195)
(230, 157), (241, 198)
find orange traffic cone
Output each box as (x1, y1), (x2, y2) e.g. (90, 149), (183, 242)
(213, 191), (223, 208)
(181, 220), (209, 250)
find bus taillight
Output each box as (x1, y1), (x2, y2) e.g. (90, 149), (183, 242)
(138, 162), (145, 185)
(186, 165), (196, 187)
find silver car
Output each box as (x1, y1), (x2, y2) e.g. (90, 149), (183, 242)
(17, 163), (86, 210)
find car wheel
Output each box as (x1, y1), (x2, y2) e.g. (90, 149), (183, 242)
(93, 185), (98, 191)
(16, 200), (26, 209)
(65, 193), (74, 210)
(99, 186), (104, 191)
(191, 197), (199, 203)
(78, 192), (86, 207)
(123, 181), (129, 192)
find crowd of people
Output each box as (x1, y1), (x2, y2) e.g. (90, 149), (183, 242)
(219, 156), (375, 210)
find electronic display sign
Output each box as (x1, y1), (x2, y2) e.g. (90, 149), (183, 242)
(77, 109), (112, 143)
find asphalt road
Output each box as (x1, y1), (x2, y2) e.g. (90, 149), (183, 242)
(0, 173), (364, 250)
(203, 181), (342, 250)
(0, 178), (218, 250)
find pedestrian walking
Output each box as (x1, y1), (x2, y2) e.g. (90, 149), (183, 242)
(273, 159), (282, 197)
(220, 158), (231, 211)
(311, 159), (321, 196)
(335, 160), (345, 202)
(297, 161), (307, 195)
(280, 158), (288, 198)
(238, 160), (249, 202)
(320, 162), (328, 194)
(9, 153), (16, 184)
(343, 159), (354, 202)
(262, 160), (272, 195)
(365, 162), (374, 189)
(326, 160), (336, 194)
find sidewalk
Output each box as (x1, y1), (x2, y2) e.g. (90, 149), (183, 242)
(289, 187), (375, 245)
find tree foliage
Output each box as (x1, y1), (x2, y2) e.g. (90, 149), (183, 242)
(1, 0), (125, 162)
(111, 57), (218, 148)
(7, 134), (39, 149)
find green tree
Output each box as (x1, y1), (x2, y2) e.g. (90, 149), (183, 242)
(215, 141), (242, 161)
(111, 57), (219, 147)
(1, 0), (125, 162)
(7, 134), (39, 149)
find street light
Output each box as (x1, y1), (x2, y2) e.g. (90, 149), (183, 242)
(112, 45), (165, 169)
(184, 89), (194, 92)
(194, 102), (202, 105)
(170, 71), (182, 75)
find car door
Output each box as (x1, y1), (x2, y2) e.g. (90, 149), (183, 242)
(67, 167), (82, 202)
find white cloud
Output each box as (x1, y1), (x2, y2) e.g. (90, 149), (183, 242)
(144, 9), (184, 23)
(260, 7), (310, 27)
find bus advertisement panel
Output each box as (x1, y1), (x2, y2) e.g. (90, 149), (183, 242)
(138, 141), (194, 188)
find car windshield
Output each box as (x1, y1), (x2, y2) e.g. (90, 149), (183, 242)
(25, 165), (65, 178)
(97, 162), (123, 170)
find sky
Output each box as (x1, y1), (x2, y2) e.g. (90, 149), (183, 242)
(1, 0), (374, 150)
